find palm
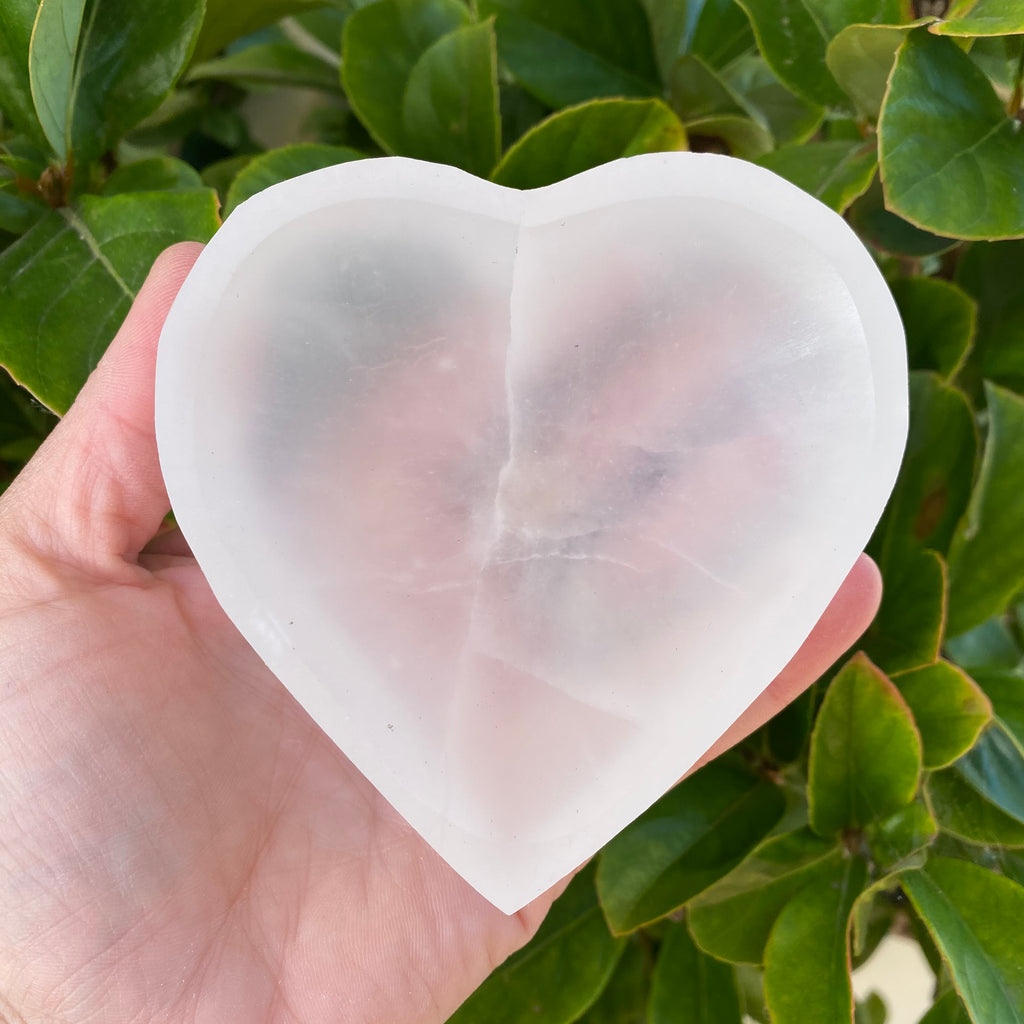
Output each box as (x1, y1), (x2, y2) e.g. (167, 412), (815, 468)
(0, 545), (541, 1023)
(0, 245), (880, 1024)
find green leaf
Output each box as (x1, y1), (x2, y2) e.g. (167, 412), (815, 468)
(762, 856), (869, 1024)
(879, 31), (1024, 240)
(200, 153), (256, 204)
(225, 143), (363, 214)
(400, 20), (501, 177)
(688, 828), (844, 965)
(863, 548), (947, 674)
(574, 939), (648, 1024)
(99, 156), (204, 195)
(808, 653), (923, 836)
(641, 0), (756, 82)
(736, 0), (847, 107)
(947, 383), (1024, 636)
(901, 858), (1024, 1024)
(596, 756), (785, 934)
(918, 991), (972, 1024)
(756, 140), (876, 213)
(856, 993), (888, 1024)
(826, 20), (929, 119)
(684, 114), (772, 159)
(722, 54), (824, 146)
(0, 187), (46, 235)
(847, 176), (958, 258)
(870, 372), (978, 571)
(648, 924), (742, 1024)
(0, 0), (48, 147)
(342, 0), (486, 162)
(0, 189), (219, 413)
(929, 764), (1024, 846)
(28, 0), (87, 163)
(946, 616), (1022, 673)
(893, 661), (992, 769)
(867, 800), (938, 869)
(478, 0), (659, 108)
(48, 0), (204, 167)
(974, 668), (1024, 744)
(186, 42), (343, 93)
(491, 98), (686, 190)
(955, 240), (1024, 393)
(931, 0), (1024, 36)
(448, 863), (626, 1024)
(193, 0), (327, 63)
(954, 724), (1024, 826)
(889, 278), (976, 381)
(669, 53), (747, 120)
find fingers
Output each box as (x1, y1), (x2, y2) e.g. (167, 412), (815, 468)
(689, 553), (883, 773)
(2, 243), (203, 573)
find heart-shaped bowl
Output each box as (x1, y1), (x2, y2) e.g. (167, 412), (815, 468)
(156, 152), (907, 913)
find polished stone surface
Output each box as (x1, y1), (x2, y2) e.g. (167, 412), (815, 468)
(156, 154), (907, 913)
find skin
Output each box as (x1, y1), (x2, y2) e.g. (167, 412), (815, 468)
(0, 243), (881, 1024)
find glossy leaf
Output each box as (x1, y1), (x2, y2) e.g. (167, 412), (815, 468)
(401, 21), (501, 177)
(0, 186), (46, 234)
(575, 939), (648, 1024)
(0, 0), (48, 146)
(99, 156), (204, 195)
(596, 756), (785, 934)
(193, 0), (327, 63)
(879, 31), (1024, 240)
(867, 800), (938, 869)
(225, 143), (363, 214)
(642, 0), (755, 81)
(955, 240), (1024, 393)
(946, 616), (1023, 673)
(893, 661), (991, 769)
(889, 277), (976, 381)
(0, 189), (219, 413)
(342, 0), (470, 154)
(39, 0), (204, 167)
(929, 761), (1024, 846)
(28, 0), (87, 162)
(954, 724), (1024, 826)
(491, 98), (686, 190)
(901, 858), (1024, 1024)
(648, 924), (742, 1024)
(863, 548), (947, 674)
(870, 372), (977, 570)
(684, 114), (772, 159)
(722, 54), (824, 145)
(918, 991), (972, 1024)
(763, 856), (869, 1024)
(826, 20), (929, 119)
(478, 0), (659, 108)
(343, 1), (500, 175)
(736, 0), (847, 107)
(688, 828), (843, 965)
(931, 0), (1024, 36)
(947, 384), (1024, 636)
(974, 668), (1024, 745)
(448, 863), (626, 1024)
(808, 653), (922, 836)
(756, 140), (876, 213)
(847, 176), (958, 258)
(186, 43), (344, 93)
(669, 53), (747, 120)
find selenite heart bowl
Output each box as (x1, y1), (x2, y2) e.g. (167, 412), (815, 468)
(155, 152), (907, 913)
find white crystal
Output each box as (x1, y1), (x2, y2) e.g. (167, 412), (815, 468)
(155, 153), (907, 914)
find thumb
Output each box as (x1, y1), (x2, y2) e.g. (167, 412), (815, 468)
(1, 242), (203, 573)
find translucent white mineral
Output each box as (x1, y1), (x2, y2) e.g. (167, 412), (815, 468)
(155, 153), (907, 913)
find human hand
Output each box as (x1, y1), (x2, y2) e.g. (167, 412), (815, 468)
(0, 244), (881, 1024)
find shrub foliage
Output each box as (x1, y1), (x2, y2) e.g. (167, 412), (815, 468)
(2, 1), (1024, 1021)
